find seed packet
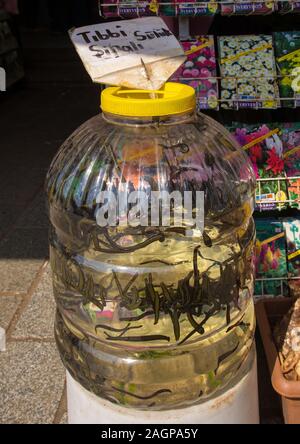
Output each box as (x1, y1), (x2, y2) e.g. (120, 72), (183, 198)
(283, 218), (300, 279)
(221, 1), (274, 15)
(218, 35), (279, 110)
(100, 0), (158, 18)
(171, 36), (219, 110)
(278, 1), (300, 14)
(287, 178), (300, 210)
(160, 0), (218, 16)
(254, 218), (288, 297)
(274, 32), (300, 108)
(229, 122), (287, 211)
(280, 122), (300, 209)
(282, 122), (300, 176)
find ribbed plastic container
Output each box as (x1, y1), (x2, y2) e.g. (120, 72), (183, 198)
(46, 83), (256, 411)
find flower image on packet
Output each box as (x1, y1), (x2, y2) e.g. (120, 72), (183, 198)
(282, 122), (300, 176)
(160, 0), (218, 16)
(218, 35), (279, 110)
(278, 1), (300, 14)
(229, 122), (287, 211)
(281, 123), (300, 208)
(100, 0), (158, 18)
(274, 31), (300, 108)
(287, 178), (300, 209)
(254, 218), (288, 297)
(283, 218), (300, 279)
(221, 1), (274, 15)
(171, 36), (219, 110)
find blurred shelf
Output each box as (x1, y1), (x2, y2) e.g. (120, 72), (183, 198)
(98, 0), (300, 17)
(0, 9), (24, 89)
(254, 276), (300, 299)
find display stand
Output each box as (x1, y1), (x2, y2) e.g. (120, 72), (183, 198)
(67, 343), (259, 424)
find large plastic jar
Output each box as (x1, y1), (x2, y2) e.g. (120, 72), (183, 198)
(46, 83), (256, 410)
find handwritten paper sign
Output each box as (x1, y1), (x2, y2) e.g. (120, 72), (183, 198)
(69, 17), (185, 90)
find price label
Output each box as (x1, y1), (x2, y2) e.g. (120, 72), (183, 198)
(69, 17), (185, 90)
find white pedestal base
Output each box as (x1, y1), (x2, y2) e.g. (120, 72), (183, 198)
(66, 344), (259, 424)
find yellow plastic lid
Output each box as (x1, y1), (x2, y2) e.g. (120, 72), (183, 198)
(101, 82), (196, 117)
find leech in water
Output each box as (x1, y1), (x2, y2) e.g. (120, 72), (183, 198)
(112, 271), (125, 299)
(103, 229), (165, 253)
(145, 274), (160, 325)
(187, 313), (205, 335)
(226, 314), (245, 333)
(165, 227), (187, 235)
(226, 303), (231, 326)
(193, 245), (201, 294)
(160, 282), (173, 303)
(108, 325), (143, 338)
(178, 325), (202, 346)
(226, 321), (249, 333)
(95, 323), (142, 334)
(139, 259), (189, 266)
(104, 332), (170, 342)
(202, 231), (213, 247)
(123, 273), (138, 294)
(214, 342), (239, 374)
(169, 308), (180, 341)
(119, 310), (154, 322)
(178, 306), (218, 345)
(91, 227), (166, 254)
(112, 386), (172, 400)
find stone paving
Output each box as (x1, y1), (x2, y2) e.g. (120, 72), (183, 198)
(0, 216), (67, 424)
(0, 29), (98, 424)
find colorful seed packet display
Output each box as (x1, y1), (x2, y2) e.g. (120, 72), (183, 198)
(283, 219), (300, 280)
(171, 36), (218, 110)
(160, 0), (218, 16)
(274, 32), (300, 108)
(282, 122), (300, 176)
(229, 122), (287, 210)
(100, 0), (158, 18)
(221, 1), (274, 15)
(287, 179), (300, 209)
(254, 219), (288, 297)
(278, 1), (300, 14)
(218, 35), (279, 109)
(281, 123), (300, 209)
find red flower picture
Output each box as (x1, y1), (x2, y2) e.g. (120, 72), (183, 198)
(266, 147), (284, 175)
